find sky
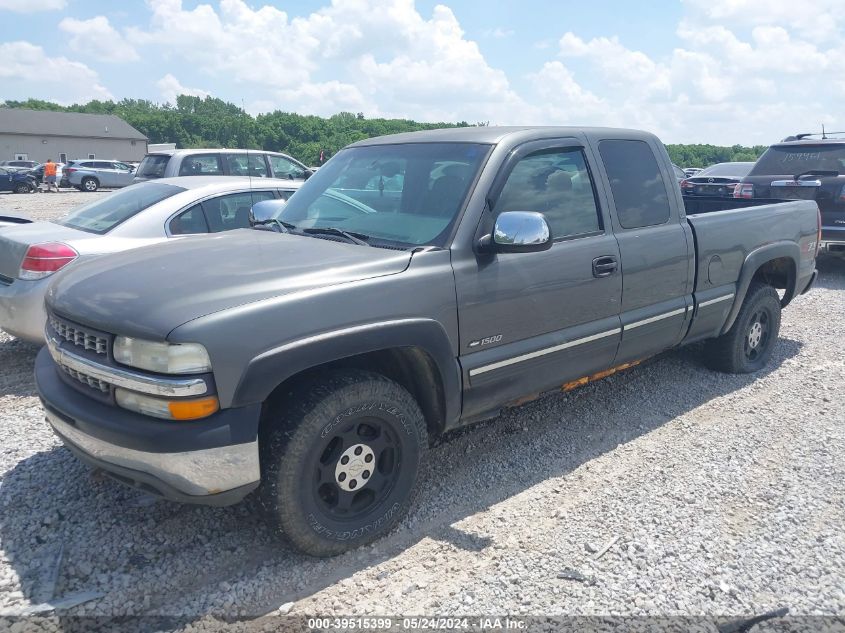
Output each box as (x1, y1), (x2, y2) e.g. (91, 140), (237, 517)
(0, 0), (843, 146)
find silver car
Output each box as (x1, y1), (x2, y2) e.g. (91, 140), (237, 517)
(65, 160), (137, 192)
(0, 176), (301, 342)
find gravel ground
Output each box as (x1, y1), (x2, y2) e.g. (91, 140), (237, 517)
(0, 192), (843, 632)
(0, 189), (106, 223)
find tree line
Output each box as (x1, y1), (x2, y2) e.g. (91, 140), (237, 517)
(1, 96), (766, 168)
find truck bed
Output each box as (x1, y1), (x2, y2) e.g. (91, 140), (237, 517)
(685, 197), (819, 296)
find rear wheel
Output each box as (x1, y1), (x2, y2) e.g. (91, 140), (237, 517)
(81, 177), (99, 192)
(259, 370), (428, 557)
(703, 282), (781, 373)
(13, 182), (30, 194)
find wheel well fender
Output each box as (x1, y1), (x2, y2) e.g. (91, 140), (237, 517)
(721, 241), (798, 334)
(232, 319), (461, 435)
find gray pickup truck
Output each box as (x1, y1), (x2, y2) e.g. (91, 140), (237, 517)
(35, 127), (819, 556)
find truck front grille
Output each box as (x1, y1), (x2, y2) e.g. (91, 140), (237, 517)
(58, 363), (110, 393)
(49, 314), (108, 355)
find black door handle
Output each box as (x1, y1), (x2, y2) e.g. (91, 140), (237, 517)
(592, 256), (618, 278)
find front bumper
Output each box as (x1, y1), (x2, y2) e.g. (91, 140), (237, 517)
(0, 276), (49, 343)
(35, 347), (262, 505)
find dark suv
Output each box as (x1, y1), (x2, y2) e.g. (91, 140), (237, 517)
(735, 134), (845, 255)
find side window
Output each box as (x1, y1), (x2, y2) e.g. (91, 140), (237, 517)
(179, 154), (223, 176)
(202, 191), (276, 232)
(598, 140), (671, 229)
(495, 148), (602, 240)
(225, 154), (269, 178)
(268, 155), (306, 180)
(278, 189), (297, 201)
(169, 204), (209, 235)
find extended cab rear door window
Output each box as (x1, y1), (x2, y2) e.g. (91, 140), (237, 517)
(495, 148), (602, 239)
(179, 154), (223, 176)
(598, 139), (671, 229)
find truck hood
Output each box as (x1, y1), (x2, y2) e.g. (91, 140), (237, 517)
(46, 229), (413, 339)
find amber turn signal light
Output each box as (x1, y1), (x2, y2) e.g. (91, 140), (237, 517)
(167, 396), (220, 421)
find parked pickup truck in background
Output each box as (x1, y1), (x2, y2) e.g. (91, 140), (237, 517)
(35, 127), (819, 556)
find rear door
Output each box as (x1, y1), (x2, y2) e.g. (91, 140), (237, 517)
(455, 138), (623, 419)
(594, 137), (694, 365)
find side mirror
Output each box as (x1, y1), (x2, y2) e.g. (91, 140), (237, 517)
(479, 211), (552, 253)
(249, 199), (288, 227)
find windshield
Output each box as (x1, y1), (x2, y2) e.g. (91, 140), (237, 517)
(749, 145), (845, 176)
(276, 142), (490, 247)
(56, 182), (185, 234)
(136, 154), (171, 179)
(697, 162), (754, 178)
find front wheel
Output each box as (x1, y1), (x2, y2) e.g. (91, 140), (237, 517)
(81, 177), (99, 192)
(259, 370), (428, 557)
(703, 282), (781, 373)
(14, 182), (30, 194)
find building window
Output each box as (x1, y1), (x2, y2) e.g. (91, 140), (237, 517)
(131, 140), (137, 146)
(88, 154), (96, 159)
(59, 153), (67, 163)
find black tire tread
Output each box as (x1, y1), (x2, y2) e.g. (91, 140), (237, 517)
(703, 282), (781, 374)
(259, 369), (428, 557)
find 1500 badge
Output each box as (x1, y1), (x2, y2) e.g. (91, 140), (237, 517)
(468, 334), (503, 348)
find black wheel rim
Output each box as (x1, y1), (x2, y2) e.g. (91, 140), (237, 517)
(744, 307), (771, 362)
(311, 417), (401, 521)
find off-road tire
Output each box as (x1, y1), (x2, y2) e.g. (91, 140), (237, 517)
(259, 370), (428, 557)
(704, 282), (781, 373)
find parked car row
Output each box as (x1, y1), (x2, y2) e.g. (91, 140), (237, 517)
(1, 126), (819, 557)
(0, 148), (313, 194)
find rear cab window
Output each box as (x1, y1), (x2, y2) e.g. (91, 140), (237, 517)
(599, 139), (672, 229)
(56, 182), (186, 234)
(137, 154), (170, 179)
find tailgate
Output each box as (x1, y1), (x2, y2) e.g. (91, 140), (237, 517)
(0, 222), (92, 280)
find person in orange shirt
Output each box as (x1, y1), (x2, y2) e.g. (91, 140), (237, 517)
(43, 159), (58, 192)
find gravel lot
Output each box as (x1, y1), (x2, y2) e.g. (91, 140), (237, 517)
(0, 191), (843, 631)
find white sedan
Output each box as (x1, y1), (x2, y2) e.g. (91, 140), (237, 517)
(0, 176), (302, 342)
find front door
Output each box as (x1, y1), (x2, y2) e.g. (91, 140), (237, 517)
(454, 141), (623, 420)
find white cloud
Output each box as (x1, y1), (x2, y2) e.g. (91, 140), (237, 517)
(124, 0), (529, 125)
(59, 16), (139, 62)
(0, 41), (113, 104)
(682, 0), (845, 42)
(0, 0), (64, 12)
(156, 74), (210, 104)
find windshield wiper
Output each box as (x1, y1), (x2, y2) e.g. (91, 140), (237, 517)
(302, 227), (371, 246)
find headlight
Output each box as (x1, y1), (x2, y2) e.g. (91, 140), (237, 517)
(115, 388), (219, 421)
(113, 337), (211, 374)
